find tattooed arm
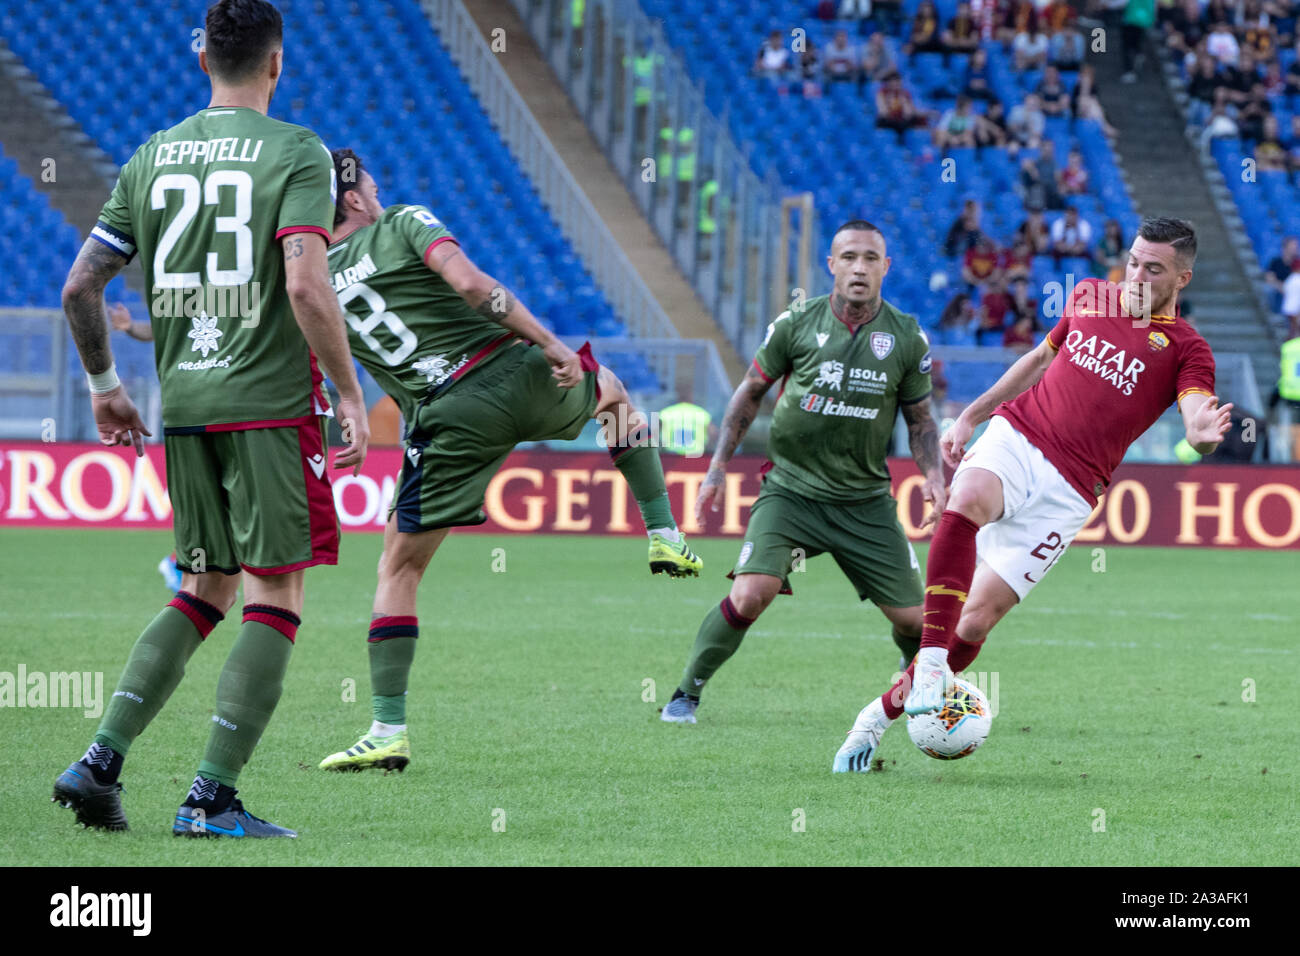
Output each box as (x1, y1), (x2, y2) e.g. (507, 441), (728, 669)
(696, 366), (774, 521)
(427, 240), (581, 387)
(902, 395), (947, 529)
(62, 237), (152, 454)
(62, 237), (127, 375)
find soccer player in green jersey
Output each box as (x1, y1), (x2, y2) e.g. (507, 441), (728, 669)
(660, 221), (947, 724)
(52, 0), (369, 838)
(316, 149), (701, 771)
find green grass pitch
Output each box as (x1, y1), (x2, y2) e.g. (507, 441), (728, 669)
(1, 527), (1295, 866)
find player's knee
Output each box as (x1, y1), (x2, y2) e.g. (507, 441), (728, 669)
(946, 483), (997, 526)
(729, 576), (778, 620)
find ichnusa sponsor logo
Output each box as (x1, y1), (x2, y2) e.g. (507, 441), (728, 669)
(800, 394), (878, 419)
(49, 886), (151, 936)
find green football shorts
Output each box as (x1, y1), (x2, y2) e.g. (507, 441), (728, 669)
(164, 418), (338, 576)
(729, 478), (923, 607)
(392, 342), (600, 533)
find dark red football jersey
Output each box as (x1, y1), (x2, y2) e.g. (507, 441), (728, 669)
(994, 278), (1215, 504)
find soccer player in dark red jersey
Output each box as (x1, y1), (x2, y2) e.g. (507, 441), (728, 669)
(833, 217), (1233, 772)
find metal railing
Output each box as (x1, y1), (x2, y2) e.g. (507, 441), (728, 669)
(507, 0), (826, 360)
(422, 0), (680, 342)
(0, 308), (68, 439)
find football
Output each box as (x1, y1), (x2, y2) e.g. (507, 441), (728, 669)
(906, 677), (992, 760)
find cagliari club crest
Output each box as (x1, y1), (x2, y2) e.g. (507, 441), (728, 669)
(870, 331), (894, 360)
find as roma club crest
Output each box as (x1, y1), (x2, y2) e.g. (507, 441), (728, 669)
(870, 331), (895, 360)
(1147, 330), (1170, 352)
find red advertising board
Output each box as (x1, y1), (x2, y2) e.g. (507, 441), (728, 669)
(1, 442), (1298, 548)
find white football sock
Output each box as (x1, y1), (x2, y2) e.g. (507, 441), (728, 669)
(647, 527), (680, 543)
(369, 720), (406, 737)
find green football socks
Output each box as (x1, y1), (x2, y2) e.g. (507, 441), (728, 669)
(678, 597), (756, 696)
(368, 616), (418, 725)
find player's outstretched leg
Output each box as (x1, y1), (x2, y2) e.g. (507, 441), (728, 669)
(53, 578), (233, 831)
(905, 470), (1002, 714)
(834, 564), (1011, 771)
(174, 572), (302, 838)
(320, 521), (447, 773)
(662, 574), (782, 723)
(594, 366), (701, 578)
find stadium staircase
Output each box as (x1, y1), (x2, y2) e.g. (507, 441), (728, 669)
(1088, 35), (1275, 408)
(457, 0), (745, 382)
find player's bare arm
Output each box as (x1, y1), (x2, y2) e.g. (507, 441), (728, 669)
(62, 236), (152, 455)
(1180, 391), (1233, 455)
(427, 241), (582, 387)
(697, 366), (773, 521)
(903, 395), (947, 528)
(943, 335), (1056, 468)
(282, 232), (370, 474)
(108, 302), (153, 342)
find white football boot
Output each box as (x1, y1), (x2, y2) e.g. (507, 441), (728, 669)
(832, 697), (894, 773)
(904, 647), (953, 715)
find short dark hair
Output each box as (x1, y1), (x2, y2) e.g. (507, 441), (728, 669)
(1138, 216), (1198, 267)
(331, 148), (365, 227)
(204, 0), (283, 83)
(834, 219), (884, 240)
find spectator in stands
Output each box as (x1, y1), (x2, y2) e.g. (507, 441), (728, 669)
(1058, 147), (1090, 196)
(755, 30), (790, 81)
(1000, 237), (1035, 280)
(1255, 114), (1289, 171)
(963, 235), (1003, 287)
(1206, 20), (1241, 66)
(1286, 116), (1300, 173)
(824, 29), (859, 83)
(1263, 61), (1287, 97)
(1237, 82), (1273, 141)
(798, 38), (823, 97)
(1221, 49), (1261, 105)
(1016, 205), (1052, 253)
(1095, 218), (1127, 280)
(1007, 92), (1046, 147)
(1014, 24), (1050, 69)
(963, 46), (996, 100)
(1241, 2), (1279, 60)
(1002, 312), (1039, 351)
(905, 1), (945, 55)
(1200, 87), (1241, 148)
(860, 32), (898, 86)
(975, 98), (1009, 146)
(1036, 65), (1071, 115)
(999, 0), (1038, 48)
(943, 199), (987, 256)
(1018, 143), (1063, 209)
(935, 95), (980, 148)
(1265, 236), (1299, 311)
(839, 0), (873, 25)
(1009, 275), (1039, 324)
(1070, 61), (1116, 136)
(1164, 0), (1209, 63)
(1286, 39), (1300, 94)
(974, 293), (1011, 345)
(875, 72), (930, 142)
(1050, 205), (1093, 262)
(1050, 27), (1086, 70)
(1186, 53), (1221, 124)
(1120, 0), (1157, 83)
(981, 271), (1015, 328)
(943, 1), (982, 57)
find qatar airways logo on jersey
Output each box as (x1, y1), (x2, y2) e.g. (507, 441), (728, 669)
(799, 393), (879, 419)
(1064, 329), (1146, 396)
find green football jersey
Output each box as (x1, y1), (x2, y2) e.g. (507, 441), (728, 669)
(93, 106), (336, 429)
(325, 204), (515, 423)
(752, 294), (932, 502)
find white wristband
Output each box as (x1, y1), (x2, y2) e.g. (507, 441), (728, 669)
(87, 363), (121, 394)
